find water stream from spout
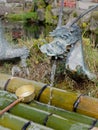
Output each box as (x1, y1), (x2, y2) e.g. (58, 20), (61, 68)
(48, 60), (57, 106)
(50, 60), (57, 87)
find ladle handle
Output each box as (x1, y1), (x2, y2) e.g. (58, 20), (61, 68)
(0, 98), (22, 116)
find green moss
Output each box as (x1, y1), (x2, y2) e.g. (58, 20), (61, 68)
(94, 28), (98, 34)
(35, 0), (45, 9)
(45, 5), (55, 25)
(73, 12), (77, 17)
(38, 0), (45, 5)
(45, 11), (53, 24)
(6, 12), (38, 22)
(83, 40), (98, 74)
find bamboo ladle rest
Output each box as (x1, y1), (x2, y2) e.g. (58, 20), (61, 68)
(0, 85), (35, 115)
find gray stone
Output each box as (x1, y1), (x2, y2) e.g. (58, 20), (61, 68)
(37, 9), (45, 21)
(0, 20), (29, 76)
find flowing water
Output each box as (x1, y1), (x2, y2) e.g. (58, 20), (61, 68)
(50, 60), (57, 87)
(48, 60), (57, 106)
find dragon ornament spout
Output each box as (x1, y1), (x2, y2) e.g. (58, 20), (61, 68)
(40, 4), (98, 82)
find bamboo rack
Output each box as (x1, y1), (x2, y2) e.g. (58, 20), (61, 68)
(0, 91), (94, 130)
(0, 89), (96, 128)
(0, 73), (98, 120)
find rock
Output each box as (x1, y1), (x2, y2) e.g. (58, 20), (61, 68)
(37, 8), (45, 21)
(51, 8), (59, 16)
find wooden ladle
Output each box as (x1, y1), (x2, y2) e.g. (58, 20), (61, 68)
(0, 85), (35, 115)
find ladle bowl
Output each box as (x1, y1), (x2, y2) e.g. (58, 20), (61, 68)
(16, 85), (35, 103)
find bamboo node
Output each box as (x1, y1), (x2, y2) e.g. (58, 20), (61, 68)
(89, 119), (98, 130)
(36, 84), (49, 101)
(73, 94), (85, 112)
(21, 121), (31, 130)
(43, 113), (53, 126)
(4, 78), (11, 91)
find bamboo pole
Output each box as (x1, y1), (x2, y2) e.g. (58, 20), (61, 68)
(0, 112), (53, 130)
(0, 73), (98, 119)
(0, 96), (92, 130)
